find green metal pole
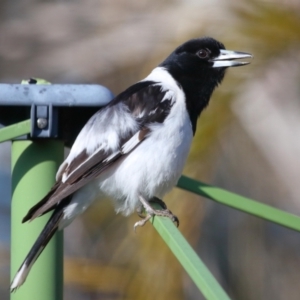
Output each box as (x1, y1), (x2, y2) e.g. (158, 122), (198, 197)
(11, 140), (64, 300)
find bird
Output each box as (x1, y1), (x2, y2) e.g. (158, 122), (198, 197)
(10, 37), (252, 292)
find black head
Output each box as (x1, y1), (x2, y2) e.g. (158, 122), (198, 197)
(160, 37), (252, 133)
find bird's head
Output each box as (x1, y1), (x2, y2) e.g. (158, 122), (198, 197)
(160, 37), (252, 84)
(159, 37), (252, 132)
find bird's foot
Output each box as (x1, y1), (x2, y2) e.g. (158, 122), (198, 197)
(134, 196), (179, 231)
(136, 197), (167, 218)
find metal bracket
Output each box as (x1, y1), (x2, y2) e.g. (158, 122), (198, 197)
(31, 104), (58, 138)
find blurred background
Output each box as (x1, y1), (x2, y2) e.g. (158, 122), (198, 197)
(1, 0), (300, 299)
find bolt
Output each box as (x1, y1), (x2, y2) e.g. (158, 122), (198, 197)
(37, 118), (48, 129)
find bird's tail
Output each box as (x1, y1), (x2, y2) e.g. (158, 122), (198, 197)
(10, 207), (63, 292)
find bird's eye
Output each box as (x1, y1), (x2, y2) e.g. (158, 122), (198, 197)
(197, 49), (210, 59)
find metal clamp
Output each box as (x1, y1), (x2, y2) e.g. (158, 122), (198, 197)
(31, 104), (58, 138)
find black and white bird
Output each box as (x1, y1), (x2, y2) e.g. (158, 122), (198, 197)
(10, 37), (252, 291)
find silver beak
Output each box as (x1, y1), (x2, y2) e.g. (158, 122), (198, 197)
(210, 49), (253, 68)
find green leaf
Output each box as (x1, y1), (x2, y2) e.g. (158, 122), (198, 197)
(177, 175), (300, 232)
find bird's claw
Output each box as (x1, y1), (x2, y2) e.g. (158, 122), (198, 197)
(134, 196), (179, 231)
(134, 214), (152, 231)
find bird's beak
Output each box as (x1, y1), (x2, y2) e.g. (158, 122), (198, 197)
(210, 49), (253, 68)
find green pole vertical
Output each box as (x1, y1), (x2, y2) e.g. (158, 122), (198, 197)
(11, 140), (64, 300)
